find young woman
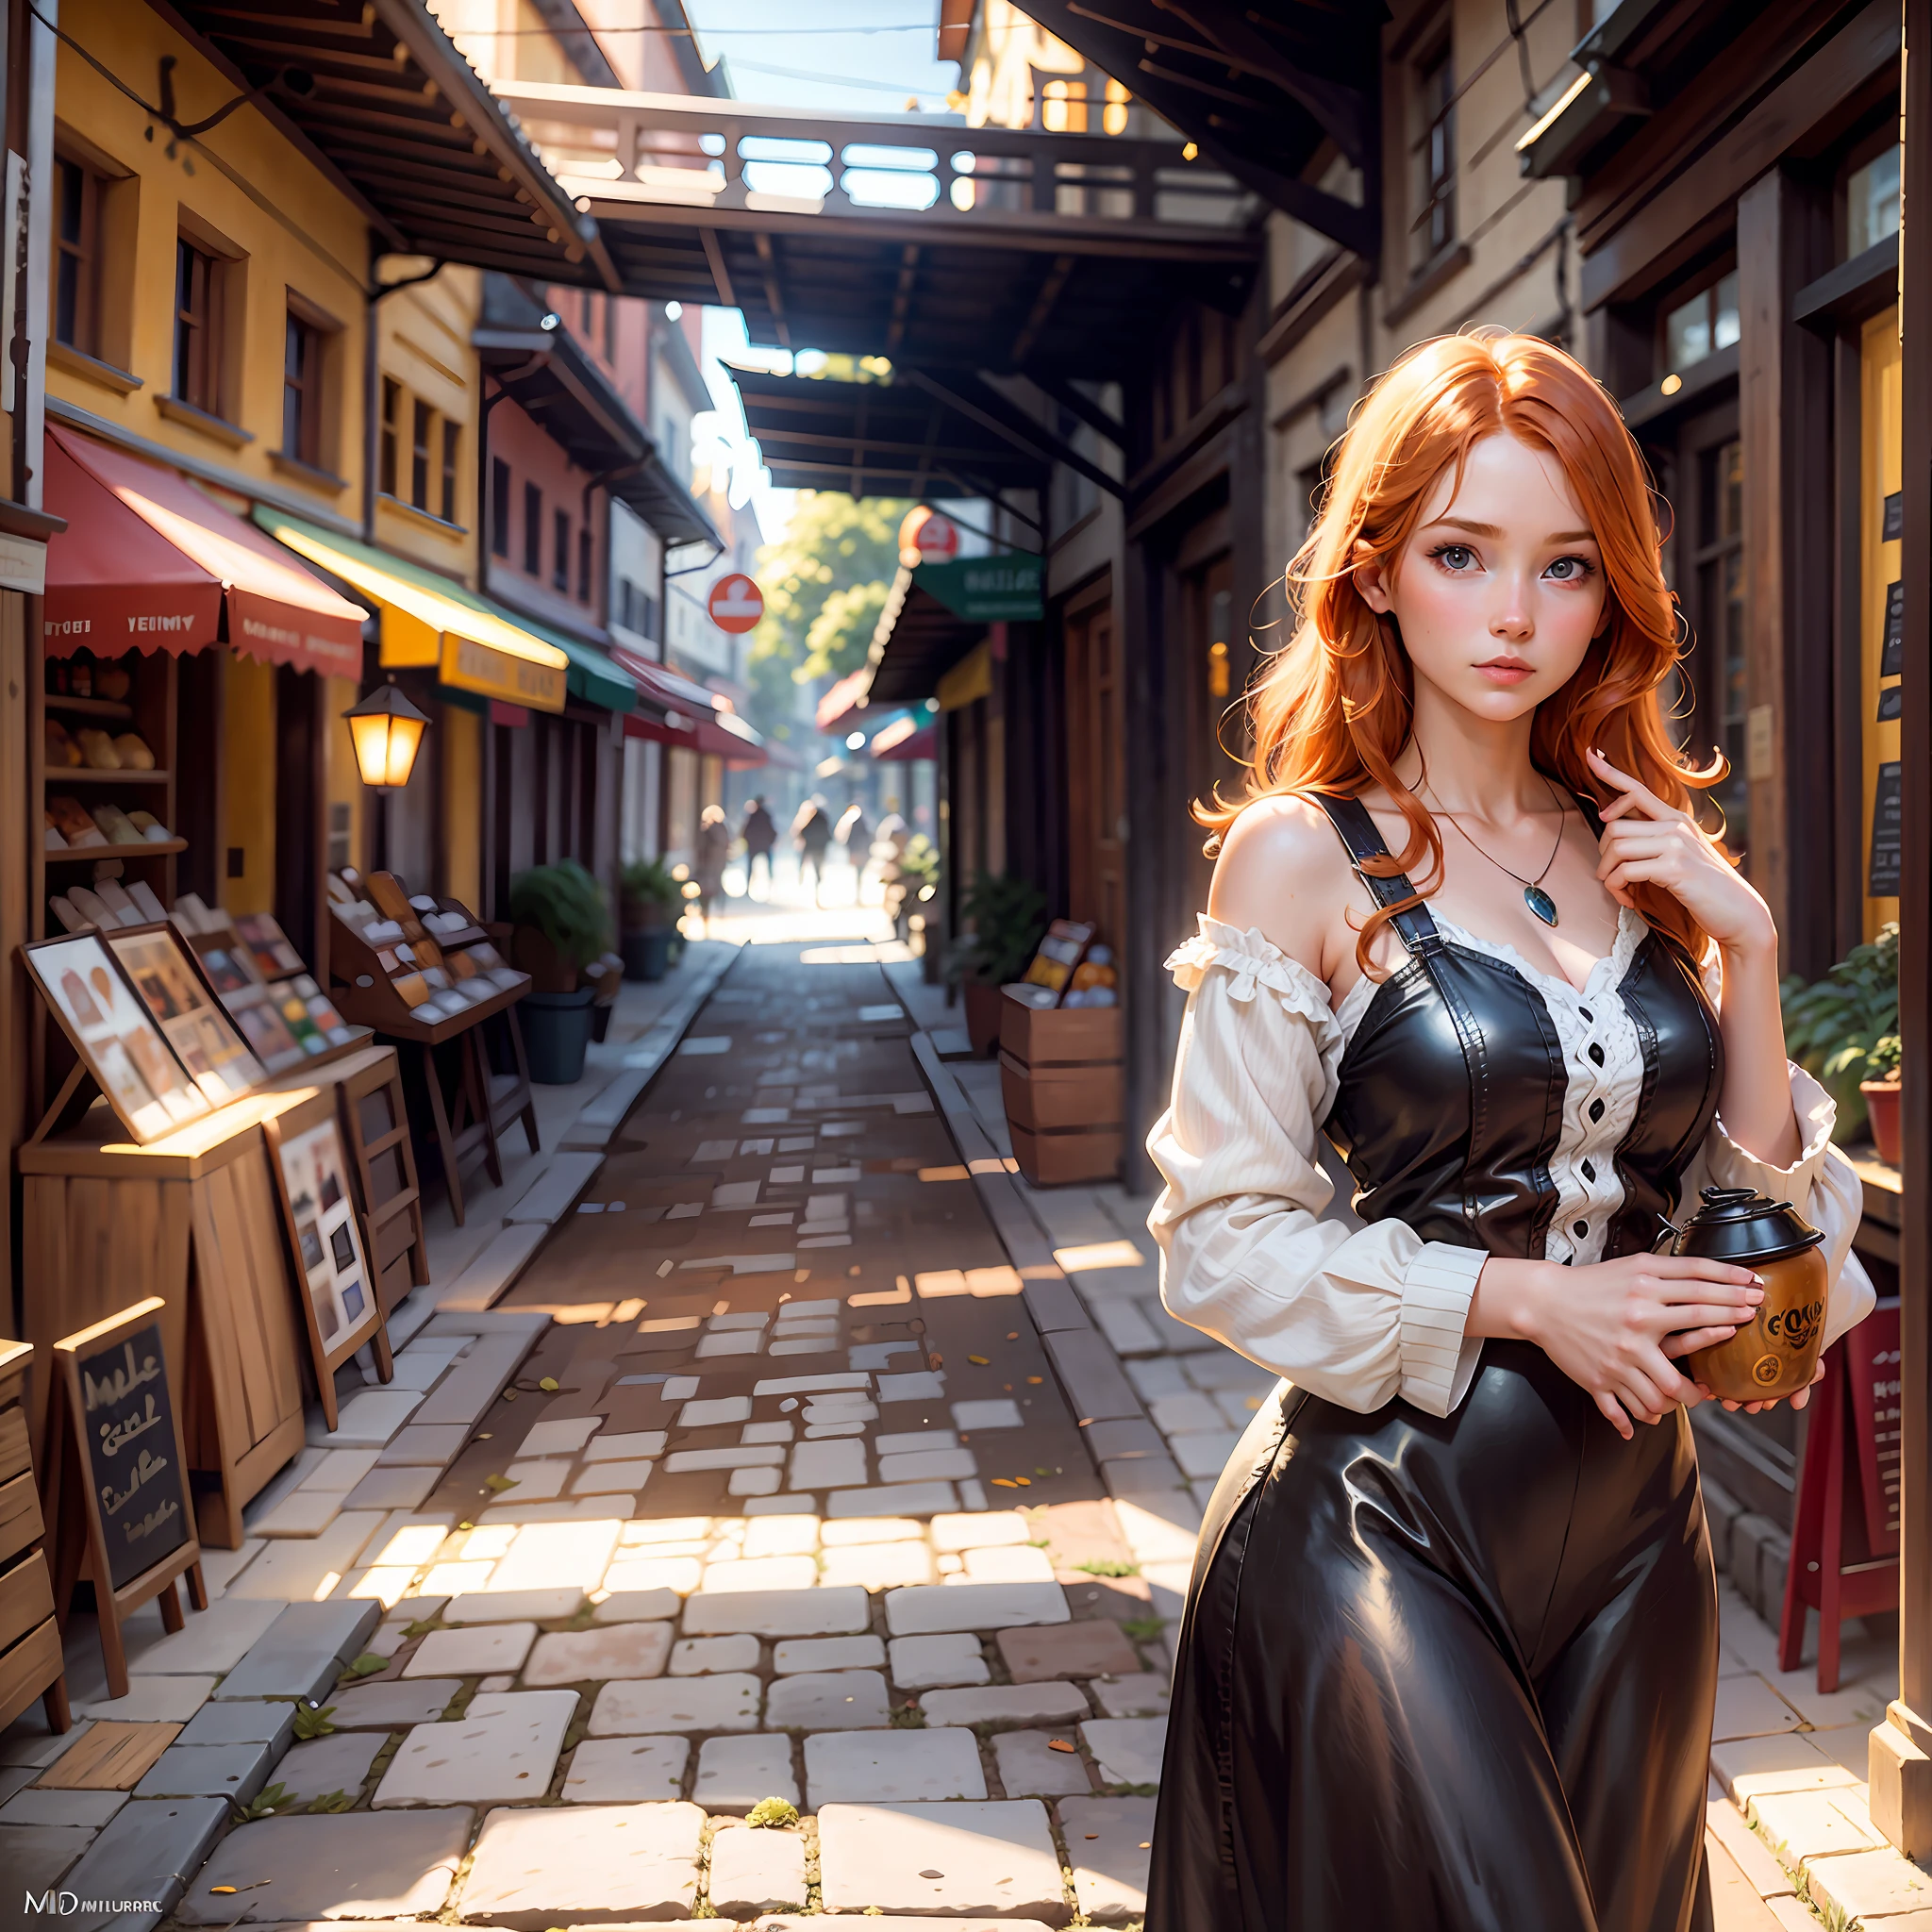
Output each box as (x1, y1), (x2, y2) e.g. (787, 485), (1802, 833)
(1144, 332), (1873, 1932)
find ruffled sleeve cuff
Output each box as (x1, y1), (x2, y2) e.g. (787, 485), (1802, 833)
(1705, 1063), (1839, 1204)
(1398, 1242), (1488, 1418)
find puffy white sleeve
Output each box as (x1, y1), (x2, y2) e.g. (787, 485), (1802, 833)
(1686, 949), (1876, 1349)
(1144, 917), (1488, 1417)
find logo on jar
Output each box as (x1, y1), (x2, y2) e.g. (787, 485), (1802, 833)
(1752, 1355), (1784, 1387)
(1766, 1300), (1824, 1352)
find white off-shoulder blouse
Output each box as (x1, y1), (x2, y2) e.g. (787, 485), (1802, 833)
(1145, 910), (1876, 1417)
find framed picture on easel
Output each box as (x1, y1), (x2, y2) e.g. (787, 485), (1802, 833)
(103, 923), (266, 1107)
(21, 932), (212, 1142)
(259, 1089), (392, 1425)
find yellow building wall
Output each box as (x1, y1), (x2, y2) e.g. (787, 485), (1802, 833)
(441, 702), (483, 909)
(220, 654), (276, 914)
(323, 675), (365, 876)
(374, 266), (485, 587)
(47, 0), (368, 519)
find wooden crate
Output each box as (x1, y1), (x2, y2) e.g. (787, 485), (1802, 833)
(998, 989), (1124, 1187)
(998, 991), (1122, 1066)
(999, 1050), (1124, 1133)
(0, 1341), (68, 1738)
(1007, 1120), (1126, 1188)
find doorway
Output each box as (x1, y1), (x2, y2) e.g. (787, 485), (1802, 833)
(1065, 585), (1124, 949)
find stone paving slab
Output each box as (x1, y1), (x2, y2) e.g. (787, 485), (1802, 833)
(0, 1822), (96, 1897)
(673, 1633), (760, 1674)
(275, 1729), (389, 1807)
(998, 1621), (1139, 1683)
(993, 1728), (1095, 1798)
(815, 1800), (1070, 1923)
(458, 1799), (705, 1926)
(884, 1582), (1069, 1635)
(445, 1586), (587, 1624)
(805, 1728), (988, 1805)
(771, 1635), (884, 1674)
(753, 1922), (1061, 1931)
(921, 1682), (1091, 1727)
(526, 1621), (675, 1686)
(708, 1821), (808, 1916)
(765, 1669), (891, 1730)
(326, 1678), (461, 1727)
(56, 1794), (227, 1930)
(375, 1691), (576, 1807)
(174, 1807), (472, 1923)
(0, 1786), (126, 1825)
(888, 1634), (991, 1690)
(132, 1739), (278, 1803)
(589, 1672), (762, 1735)
(1058, 1794), (1156, 1923)
(213, 1601), (382, 1701)
(1080, 1717), (1168, 1787)
(561, 1734), (689, 1802)
(694, 1732), (800, 1812)
(126, 1597), (283, 1676)
(73, 1676), (215, 1724)
(682, 1587), (869, 1637)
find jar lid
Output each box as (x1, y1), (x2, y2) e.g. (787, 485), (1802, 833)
(1671, 1185), (1824, 1265)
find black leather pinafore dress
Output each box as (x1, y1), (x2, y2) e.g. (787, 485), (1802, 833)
(1146, 792), (1727, 1932)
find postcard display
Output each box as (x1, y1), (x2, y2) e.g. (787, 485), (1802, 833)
(16, 922), (397, 1546)
(326, 869), (541, 1226)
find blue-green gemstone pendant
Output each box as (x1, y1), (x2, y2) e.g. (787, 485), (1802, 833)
(1524, 885), (1558, 927)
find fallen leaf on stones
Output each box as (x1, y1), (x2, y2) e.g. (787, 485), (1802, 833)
(928, 1353), (943, 1368)
(209, 1889), (236, 1896)
(920, 1870), (944, 1879)
(483, 1474), (520, 1492)
(968, 1355), (989, 1365)
(340, 1652), (387, 1680)
(1084, 1833), (1099, 1840)
(540, 1377), (559, 1391)
(1007, 1332), (1019, 1340)
(476, 1432), (492, 1441)
(502, 1389), (518, 1402)
(1048, 1740), (1076, 1753)
(1027, 1375), (1043, 1384)
(991, 1478), (1019, 1488)
(1140, 1841), (1152, 1849)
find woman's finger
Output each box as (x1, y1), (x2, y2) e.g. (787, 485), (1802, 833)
(1652, 1257), (1760, 1285)
(1660, 1324), (1743, 1357)
(1588, 747), (1680, 820)
(1595, 1390), (1635, 1440)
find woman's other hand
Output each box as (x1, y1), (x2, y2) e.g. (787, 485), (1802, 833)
(1473, 1252), (1762, 1440)
(1693, 1355), (1826, 1416)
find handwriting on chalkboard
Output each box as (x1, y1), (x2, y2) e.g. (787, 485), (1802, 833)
(1871, 759), (1903, 895)
(68, 1318), (191, 1592)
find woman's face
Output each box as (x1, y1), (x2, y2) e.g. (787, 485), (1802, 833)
(1354, 431), (1609, 726)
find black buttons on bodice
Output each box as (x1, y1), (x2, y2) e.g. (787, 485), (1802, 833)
(1590, 1099), (1605, 1122)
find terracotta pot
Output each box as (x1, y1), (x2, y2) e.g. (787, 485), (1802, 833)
(1863, 1079), (1903, 1168)
(510, 924), (584, 995)
(962, 978), (1004, 1057)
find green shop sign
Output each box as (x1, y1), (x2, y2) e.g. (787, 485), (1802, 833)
(915, 554), (1043, 621)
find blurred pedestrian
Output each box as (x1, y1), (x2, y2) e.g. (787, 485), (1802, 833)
(694, 805), (731, 933)
(742, 795), (776, 896)
(794, 797), (832, 907)
(837, 803), (872, 903)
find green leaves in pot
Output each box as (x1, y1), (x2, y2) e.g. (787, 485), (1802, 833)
(1780, 923), (1898, 1141)
(508, 858), (612, 970)
(945, 871), (1046, 989)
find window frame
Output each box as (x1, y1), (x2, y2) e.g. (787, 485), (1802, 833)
(553, 505), (572, 593)
(173, 235), (223, 415)
(491, 458), (512, 558)
(410, 395), (434, 513)
(524, 481), (543, 577)
(53, 153), (100, 356)
(281, 308), (324, 466)
(380, 377), (402, 499)
(1408, 37), (1457, 273)
(441, 418), (460, 524)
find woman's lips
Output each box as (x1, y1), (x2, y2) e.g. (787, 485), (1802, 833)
(1475, 658), (1534, 685)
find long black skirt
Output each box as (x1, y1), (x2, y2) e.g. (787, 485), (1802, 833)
(1146, 1341), (1717, 1932)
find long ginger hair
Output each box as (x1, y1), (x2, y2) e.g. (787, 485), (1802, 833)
(1205, 329), (1724, 973)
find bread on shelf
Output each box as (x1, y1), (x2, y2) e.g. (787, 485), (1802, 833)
(113, 732), (156, 770)
(43, 719), (82, 767)
(75, 726), (121, 770)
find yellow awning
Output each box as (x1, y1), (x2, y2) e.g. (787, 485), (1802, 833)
(264, 520), (570, 715)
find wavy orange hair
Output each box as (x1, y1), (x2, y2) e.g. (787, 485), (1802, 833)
(1204, 328), (1724, 972)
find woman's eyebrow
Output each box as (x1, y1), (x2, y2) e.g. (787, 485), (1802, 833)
(1423, 516), (1597, 543)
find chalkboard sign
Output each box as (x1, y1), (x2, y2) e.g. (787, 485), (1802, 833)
(1870, 759), (1903, 894)
(1878, 683), (1903, 722)
(1882, 579), (1905, 677)
(48, 1297), (206, 1699)
(73, 1316), (190, 1589)
(1845, 1300), (1902, 1554)
(1885, 491), (1904, 541)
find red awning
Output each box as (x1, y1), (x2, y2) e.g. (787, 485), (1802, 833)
(611, 642), (768, 767)
(872, 718), (936, 761)
(816, 666), (870, 732)
(44, 428), (367, 676)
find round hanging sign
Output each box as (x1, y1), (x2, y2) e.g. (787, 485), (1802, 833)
(708, 574), (764, 634)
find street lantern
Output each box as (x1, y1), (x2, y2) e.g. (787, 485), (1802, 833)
(343, 680), (430, 788)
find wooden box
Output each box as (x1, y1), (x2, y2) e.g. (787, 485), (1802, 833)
(0, 1341), (66, 1736)
(998, 987), (1123, 1187)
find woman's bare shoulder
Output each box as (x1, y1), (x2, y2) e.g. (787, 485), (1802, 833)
(1208, 794), (1356, 974)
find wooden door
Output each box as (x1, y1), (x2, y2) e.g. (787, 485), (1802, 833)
(1066, 594), (1125, 949)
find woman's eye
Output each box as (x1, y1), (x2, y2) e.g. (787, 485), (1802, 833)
(1436, 545), (1474, 572)
(1545, 556), (1591, 581)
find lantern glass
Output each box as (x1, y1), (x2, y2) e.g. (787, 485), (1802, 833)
(343, 684), (430, 788)
(381, 713), (426, 786)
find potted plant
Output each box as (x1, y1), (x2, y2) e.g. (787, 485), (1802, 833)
(946, 871), (1046, 1057)
(1860, 1031), (1903, 1168)
(508, 859), (611, 1083)
(619, 858), (682, 982)
(1780, 923), (1899, 1148)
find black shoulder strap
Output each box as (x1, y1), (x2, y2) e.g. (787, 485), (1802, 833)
(1307, 792), (1441, 958)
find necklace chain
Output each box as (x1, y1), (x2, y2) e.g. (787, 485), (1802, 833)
(1420, 774), (1568, 926)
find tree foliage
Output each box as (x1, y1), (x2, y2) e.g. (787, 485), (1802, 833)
(744, 491), (908, 739)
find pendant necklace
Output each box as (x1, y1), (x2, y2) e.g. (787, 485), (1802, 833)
(1426, 778), (1569, 927)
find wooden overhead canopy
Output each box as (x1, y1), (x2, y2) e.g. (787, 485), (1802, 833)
(157, 0), (616, 286)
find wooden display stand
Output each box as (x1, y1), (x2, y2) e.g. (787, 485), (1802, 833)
(19, 1050), (408, 1548)
(998, 991), (1124, 1186)
(336, 1051), (430, 1316)
(330, 963), (540, 1226)
(44, 1300), (207, 1700)
(0, 1341), (68, 1738)
(1780, 1305), (1902, 1691)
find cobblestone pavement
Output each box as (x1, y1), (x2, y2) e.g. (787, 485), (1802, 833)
(2, 921), (1922, 1927)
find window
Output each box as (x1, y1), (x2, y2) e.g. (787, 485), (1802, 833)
(410, 396), (433, 511)
(1040, 75), (1088, 134)
(604, 291), (617, 360)
(524, 482), (542, 576)
(282, 310), (323, 465)
(174, 236), (222, 413)
(54, 156), (99, 353)
(441, 419), (460, 524)
(491, 458), (511, 558)
(553, 507), (571, 592)
(577, 524), (593, 601)
(1661, 271), (1740, 378)
(380, 377), (401, 498)
(1847, 145), (1901, 259)
(1409, 43), (1456, 270)
(1695, 438), (1748, 843)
